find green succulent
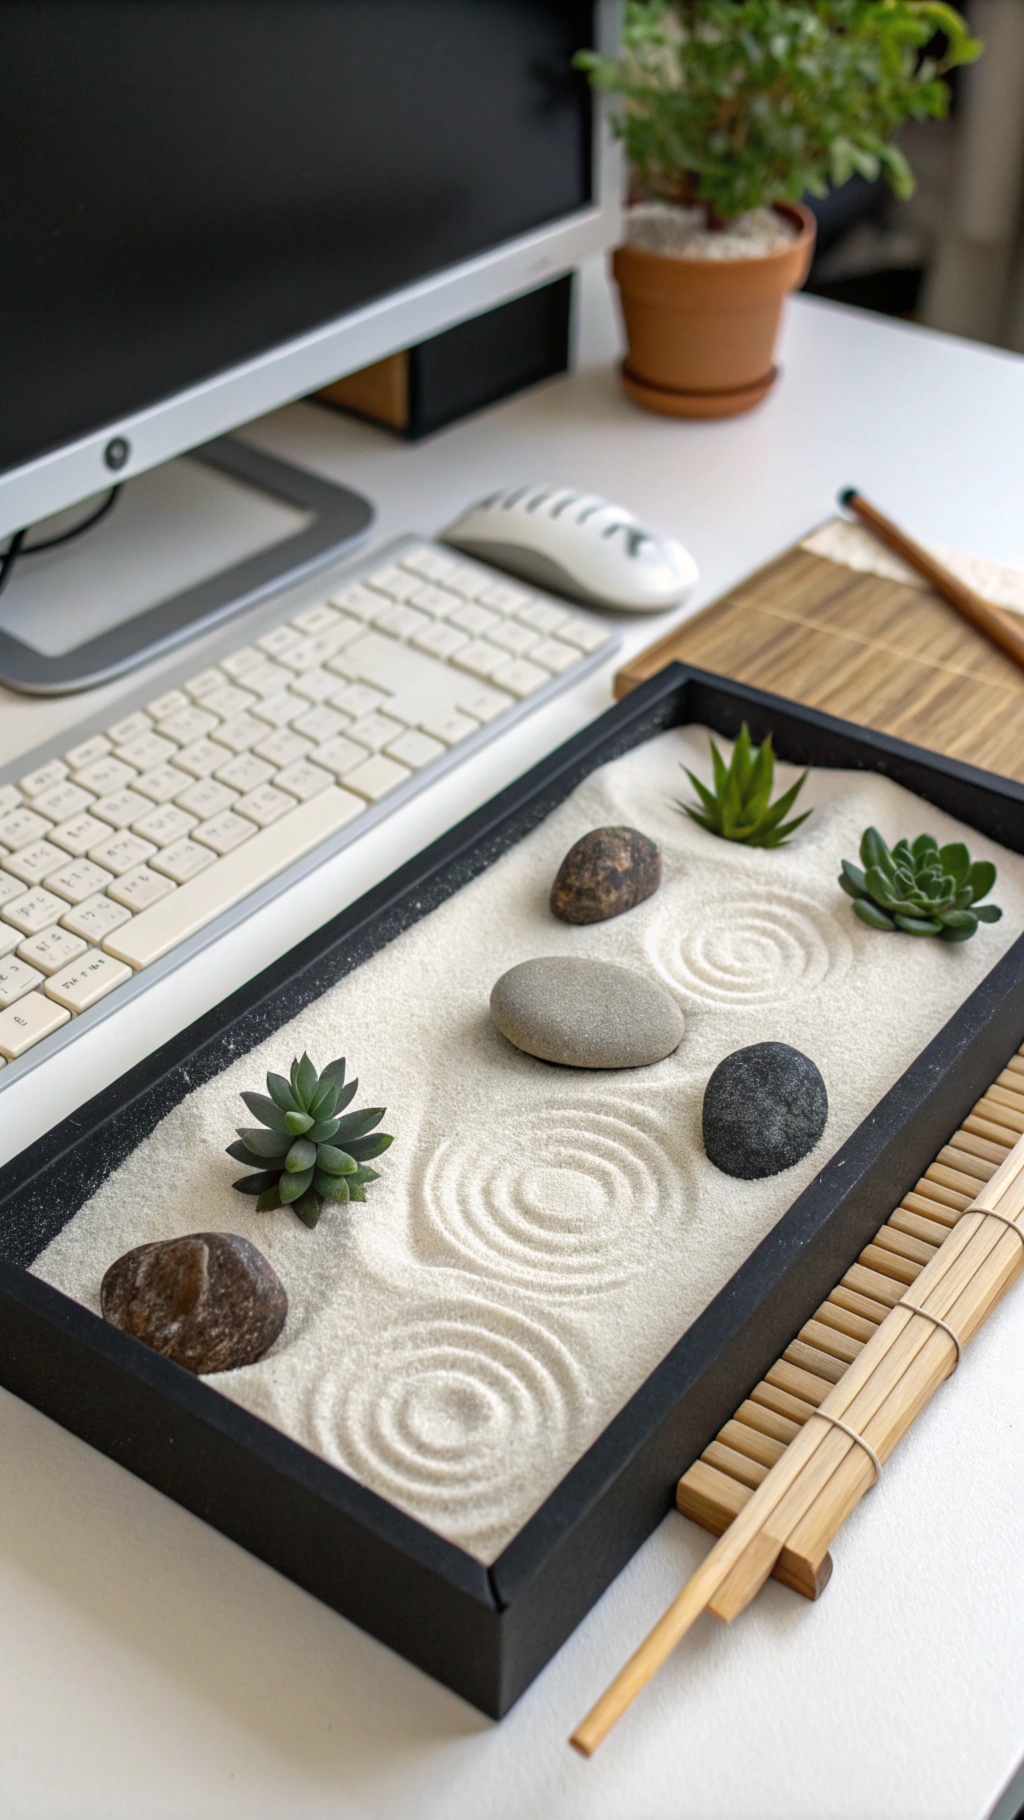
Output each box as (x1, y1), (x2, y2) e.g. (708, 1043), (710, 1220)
(839, 828), (1003, 940)
(677, 722), (810, 848)
(227, 1052), (393, 1229)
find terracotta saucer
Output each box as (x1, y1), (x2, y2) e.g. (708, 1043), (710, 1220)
(620, 362), (779, 420)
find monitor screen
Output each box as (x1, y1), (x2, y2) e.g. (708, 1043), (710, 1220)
(0, 0), (594, 478)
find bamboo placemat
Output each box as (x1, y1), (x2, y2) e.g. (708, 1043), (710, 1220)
(614, 540), (1024, 783)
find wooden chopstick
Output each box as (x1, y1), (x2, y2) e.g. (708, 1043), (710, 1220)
(839, 487), (1024, 677)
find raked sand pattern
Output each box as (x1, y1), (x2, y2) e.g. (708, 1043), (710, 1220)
(32, 727), (1024, 1562)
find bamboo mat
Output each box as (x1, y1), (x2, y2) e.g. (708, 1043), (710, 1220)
(614, 541), (1024, 783)
(677, 1041), (1024, 1595)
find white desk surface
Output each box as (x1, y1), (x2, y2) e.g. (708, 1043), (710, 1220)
(2, 267), (1023, 1820)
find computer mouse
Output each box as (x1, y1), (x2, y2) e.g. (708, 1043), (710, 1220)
(440, 484), (698, 613)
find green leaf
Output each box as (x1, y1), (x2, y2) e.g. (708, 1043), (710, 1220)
(332, 1107), (386, 1144)
(911, 833), (939, 859)
(332, 1076), (359, 1115)
(235, 1126), (290, 1158)
(292, 1052), (318, 1111)
(839, 860), (867, 899)
(966, 860), (997, 904)
(232, 1169), (280, 1195)
(319, 1056), (347, 1093)
(314, 1170), (350, 1200)
(893, 913), (943, 935)
(864, 865), (901, 910)
(860, 827), (891, 874)
(285, 1137), (318, 1174)
(292, 1189), (322, 1228)
(348, 1165), (381, 1186)
(266, 1072), (299, 1115)
(974, 903), (1003, 923)
(285, 1110), (314, 1135)
(226, 1140), (274, 1170)
(279, 1166), (315, 1203)
(342, 1132), (394, 1163)
(306, 1116), (341, 1143)
(938, 843), (970, 885)
(937, 908), (977, 929)
(853, 899), (896, 931)
(314, 1143), (358, 1176)
(939, 921), (979, 943)
(346, 1182), (367, 1202)
(255, 1184), (283, 1212)
(240, 1091), (291, 1133)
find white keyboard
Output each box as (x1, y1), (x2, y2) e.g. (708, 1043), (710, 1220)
(0, 536), (617, 1088)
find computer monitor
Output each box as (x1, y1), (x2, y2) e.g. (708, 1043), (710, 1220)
(0, 0), (620, 690)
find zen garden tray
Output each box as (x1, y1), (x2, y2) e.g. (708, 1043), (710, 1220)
(2, 663), (1023, 1718)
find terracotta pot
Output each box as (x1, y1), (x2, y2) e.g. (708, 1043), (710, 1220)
(611, 202), (816, 419)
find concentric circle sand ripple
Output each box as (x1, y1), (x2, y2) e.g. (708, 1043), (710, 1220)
(309, 1298), (590, 1556)
(413, 1101), (686, 1297)
(649, 886), (851, 1007)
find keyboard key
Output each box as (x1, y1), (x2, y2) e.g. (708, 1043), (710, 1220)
(149, 839), (215, 884)
(63, 734), (112, 771)
(117, 731), (180, 772)
(329, 681), (389, 719)
(44, 859), (116, 904)
(251, 689), (302, 730)
(45, 950), (132, 1012)
(476, 579), (532, 612)
(448, 601), (501, 637)
(488, 620), (540, 658)
(348, 712), (407, 752)
(32, 781), (96, 824)
(173, 777), (237, 820)
(291, 602), (341, 634)
(452, 640), (506, 681)
(0, 785), (23, 818)
(5, 841), (69, 886)
(491, 657), (550, 698)
(72, 756), (138, 796)
(308, 734), (370, 777)
(17, 926), (89, 974)
(274, 759), (333, 802)
(133, 763), (187, 804)
(412, 620), (469, 660)
(213, 752), (274, 794)
(407, 583), (463, 617)
(420, 708), (479, 746)
(87, 832), (157, 876)
(342, 753), (412, 802)
(279, 626), (356, 670)
(252, 728), (313, 769)
(328, 583), (380, 620)
(200, 683), (258, 721)
(289, 667), (337, 705)
(238, 661), (290, 699)
(0, 808), (54, 850)
(3, 887), (69, 935)
(192, 811), (257, 856)
(366, 565), (421, 602)
(0, 873), (27, 910)
(107, 865), (176, 911)
(220, 645), (265, 676)
(131, 804), (196, 847)
(104, 785), (366, 968)
(0, 922), (20, 956)
(0, 991), (70, 1059)
(173, 738), (226, 779)
(0, 956), (45, 1007)
(48, 813), (112, 858)
(257, 624), (304, 657)
(146, 688), (189, 721)
(234, 784), (294, 827)
(516, 598), (569, 634)
(374, 603), (433, 641)
(401, 546), (461, 584)
(529, 637), (581, 674)
(184, 667), (226, 701)
(108, 710), (153, 745)
(59, 893), (133, 942)
(210, 713), (265, 754)
(556, 615), (611, 654)
(90, 789), (152, 829)
(454, 681), (513, 723)
(291, 705), (349, 744)
(19, 759), (69, 798)
(385, 728), (445, 770)
(154, 705), (218, 745)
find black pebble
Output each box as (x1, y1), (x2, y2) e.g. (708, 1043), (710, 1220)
(702, 1042), (828, 1180)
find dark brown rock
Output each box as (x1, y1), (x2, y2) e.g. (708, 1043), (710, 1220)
(100, 1232), (287, 1374)
(550, 826), (661, 924)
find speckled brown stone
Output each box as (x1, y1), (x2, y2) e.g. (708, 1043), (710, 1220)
(550, 826), (661, 924)
(100, 1232), (287, 1374)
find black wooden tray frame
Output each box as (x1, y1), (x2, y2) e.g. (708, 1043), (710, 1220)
(2, 664), (1023, 1717)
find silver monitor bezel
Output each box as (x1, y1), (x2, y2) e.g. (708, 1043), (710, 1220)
(0, 1), (621, 542)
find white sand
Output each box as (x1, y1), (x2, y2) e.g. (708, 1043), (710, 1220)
(32, 728), (1024, 1562)
(626, 201), (798, 261)
(802, 518), (1024, 619)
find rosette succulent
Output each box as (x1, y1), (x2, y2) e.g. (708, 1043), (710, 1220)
(677, 722), (810, 848)
(228, 1053), (393, 1228)
(839, 828), (1002, 940)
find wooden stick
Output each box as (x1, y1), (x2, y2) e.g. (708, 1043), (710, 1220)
(839, 488), (1024, 677)
(570, 1137), (1024, 1755)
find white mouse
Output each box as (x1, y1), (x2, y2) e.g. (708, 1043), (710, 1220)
(440, 484), (698, 613)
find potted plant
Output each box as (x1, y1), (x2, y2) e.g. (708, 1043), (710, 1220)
(577, 0), (979, 418)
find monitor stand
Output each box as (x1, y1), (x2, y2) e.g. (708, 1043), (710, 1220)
(0, 437), (374, 695)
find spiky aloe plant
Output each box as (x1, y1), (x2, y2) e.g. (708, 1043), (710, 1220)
(227, 1053), (393, 1228)
(839, 828), (1003, 940)
(677, 722), (811, 848)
